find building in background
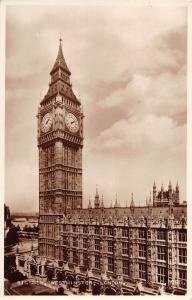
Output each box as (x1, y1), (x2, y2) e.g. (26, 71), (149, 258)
(16, 40), (187, 295)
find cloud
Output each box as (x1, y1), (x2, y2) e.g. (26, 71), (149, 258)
(92, 114), (186, 156)
(99, 68), (186, 122)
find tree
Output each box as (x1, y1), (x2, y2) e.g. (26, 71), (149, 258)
(9, 270), (27, 283)
(5, 226), (19, 246)
(4, 255), (16, 279)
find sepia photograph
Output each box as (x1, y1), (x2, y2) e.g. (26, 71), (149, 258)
(4, 0), (187, 296)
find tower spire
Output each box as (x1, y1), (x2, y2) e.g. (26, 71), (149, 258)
(50, 38), (71, 75)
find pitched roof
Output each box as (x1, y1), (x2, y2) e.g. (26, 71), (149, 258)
(50, 39), (71, 75)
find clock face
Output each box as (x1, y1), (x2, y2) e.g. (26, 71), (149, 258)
(65, 113), (79, 133)
(41, 113), (53, 133)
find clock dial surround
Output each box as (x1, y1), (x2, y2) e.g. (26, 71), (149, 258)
(65, 113), (79, 133)
(41, 113), (53, 133)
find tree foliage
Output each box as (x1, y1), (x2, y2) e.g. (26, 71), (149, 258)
(5, 226), (19, 246)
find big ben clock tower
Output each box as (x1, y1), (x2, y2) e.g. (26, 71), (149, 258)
(38, 39), (83, 258)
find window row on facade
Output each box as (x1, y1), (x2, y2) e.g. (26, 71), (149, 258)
(64, 225), (187, 243)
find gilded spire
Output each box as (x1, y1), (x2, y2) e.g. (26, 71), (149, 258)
(50, 38), (71, 75)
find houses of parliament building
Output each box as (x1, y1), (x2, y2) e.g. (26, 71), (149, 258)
(17, 39), (187, 295)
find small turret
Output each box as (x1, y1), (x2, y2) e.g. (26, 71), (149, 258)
(88, 197), (92, 209)
(168, 180), (172, 203)
(161, 184), (164, 201)
(94, 185), (100, 208)
(114, 193), (119, 208)
(130, 193), (135, 208)
(168, 180), (172, 190)
(101, 195), (104, 208)
(153, 181), (156, 206)
(149, 192), (152, 207)
(175, 182), (179, 204)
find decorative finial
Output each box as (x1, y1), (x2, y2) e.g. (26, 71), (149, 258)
(59, 33), (62, 43)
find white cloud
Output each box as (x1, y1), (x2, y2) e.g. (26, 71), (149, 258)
(99, 70), (186, 121)
(92, 114), (186, 155)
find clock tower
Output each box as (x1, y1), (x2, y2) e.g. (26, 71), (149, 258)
(37, 39), (83, 258)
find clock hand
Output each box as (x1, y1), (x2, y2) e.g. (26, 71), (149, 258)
(71, 120), (75, 124)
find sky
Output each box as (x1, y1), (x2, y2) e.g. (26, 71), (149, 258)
(5, 3), (187, 212)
